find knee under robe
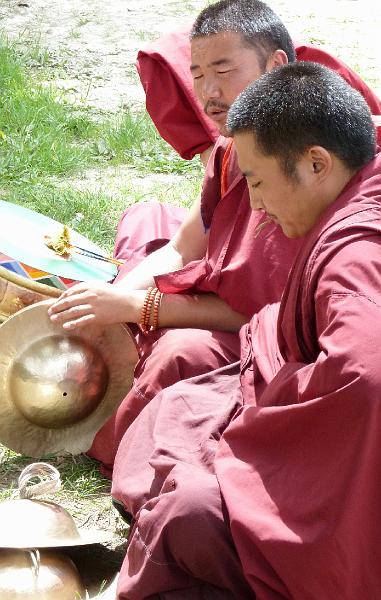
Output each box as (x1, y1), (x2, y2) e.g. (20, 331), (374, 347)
(111, 364), (254, 599)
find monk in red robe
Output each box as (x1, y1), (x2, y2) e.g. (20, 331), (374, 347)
(48, 0), (381, 477)
(111, 62), (381, 599)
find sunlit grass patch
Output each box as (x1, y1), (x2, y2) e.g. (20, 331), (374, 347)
(0, 35), (202, 188)
(0, 40), (96, 183)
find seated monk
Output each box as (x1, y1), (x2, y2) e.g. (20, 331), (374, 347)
(110, 62), (381, 598)
(48, 0), (381, 478)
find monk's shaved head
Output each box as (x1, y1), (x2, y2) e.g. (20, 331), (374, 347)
(227, 61), (376, 177)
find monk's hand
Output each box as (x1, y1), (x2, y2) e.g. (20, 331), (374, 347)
(47, 281), (140, 330)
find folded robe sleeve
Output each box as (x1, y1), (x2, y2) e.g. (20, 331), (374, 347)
(216, 237), (381, 600)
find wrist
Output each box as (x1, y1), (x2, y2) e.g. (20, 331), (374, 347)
(139, 287), (163, 333)
(127, 289), (147, 323)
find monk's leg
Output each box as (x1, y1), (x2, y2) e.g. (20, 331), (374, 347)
(116, 464), (254, 600)
(88, 327), (240, 475)
(111, 361), (241, 517)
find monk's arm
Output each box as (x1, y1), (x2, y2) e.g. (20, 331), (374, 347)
(115, 194), (208, 291)
(138, 290), (248, 331)
(48, 285), (247, 333)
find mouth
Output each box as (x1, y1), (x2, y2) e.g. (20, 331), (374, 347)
(207, 108), (227, 123)
(204, 101), (230, 125)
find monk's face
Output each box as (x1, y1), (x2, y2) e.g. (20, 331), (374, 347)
(234, 131), (331, 238)
(191, 32), (286, 135)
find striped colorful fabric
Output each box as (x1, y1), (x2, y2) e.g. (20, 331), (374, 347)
(0, 252), (73, 290)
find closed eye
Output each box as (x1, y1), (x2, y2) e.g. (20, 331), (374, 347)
(251, 181), (261, 189)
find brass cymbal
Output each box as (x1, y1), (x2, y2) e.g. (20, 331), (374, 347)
(0, 300), (139, 457)
(0, 499), (110, 549)
(0, 548), (86, 599)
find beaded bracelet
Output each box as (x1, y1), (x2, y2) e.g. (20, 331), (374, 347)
(151, 289), (163, 331)
(139, 287), (163, 333)
(139, 286), (156, 333)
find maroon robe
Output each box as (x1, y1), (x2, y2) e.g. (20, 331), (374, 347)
(112, 362), (252, 599)
(113, 152), (381, 599)
(216, 151), (381, 599)
(136, 30), (381, 159)
(136, 26), (219, 160)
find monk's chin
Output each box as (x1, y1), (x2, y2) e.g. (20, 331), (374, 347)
(218, 125), (232, 138)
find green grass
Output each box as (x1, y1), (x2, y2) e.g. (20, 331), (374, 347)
(99, 111), (202, 175)
(0, 35), (202, 184)
(0, 34), (202, 248)
(0, 60), (200, 183)
(0, 43), (94, 182)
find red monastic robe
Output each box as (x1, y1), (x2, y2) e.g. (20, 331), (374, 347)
(216, 151), (381, 599)
(113, 153), (381, 599)
(136, 29), (381, 159)
(89, 36), (381, 474)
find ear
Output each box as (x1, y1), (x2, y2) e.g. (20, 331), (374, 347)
(306, 146), (333, 181)
(266, 49), (288, 71)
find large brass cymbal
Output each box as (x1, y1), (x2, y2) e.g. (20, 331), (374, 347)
(0, 300), (139, 457)
(0, 548), (86, 599)
(0, 499), (110, 549)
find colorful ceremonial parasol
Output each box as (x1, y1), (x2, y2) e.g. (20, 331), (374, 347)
(0, 199), (118, 285)
(0, 200), (121, 321)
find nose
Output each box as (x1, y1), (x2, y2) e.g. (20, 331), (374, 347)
(198, 76), (221, 102)
(248, 191), (264, 211)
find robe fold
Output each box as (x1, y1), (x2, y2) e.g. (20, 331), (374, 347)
(216, 151), (381, 599)
(113, 363), (254, 600)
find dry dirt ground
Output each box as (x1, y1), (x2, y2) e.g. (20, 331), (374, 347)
(0, 0), (380, 590)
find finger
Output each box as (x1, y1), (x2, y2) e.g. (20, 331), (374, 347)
(59, 283), (91, 298)
(48, 292), (96, 314)
(49, 304), (94, 323)
(61, 313), (96, 331)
